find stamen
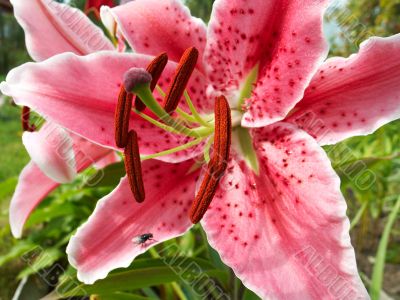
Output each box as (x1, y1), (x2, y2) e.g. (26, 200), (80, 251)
(190, 96), (232, 224)
(141, 137), (205, 161)
(183, 90), (213, 128)
(189, 171), (220, 224)
(21, 106), (36, 132)
(136, 53), (168, 111)
(124, 130), (145, 203)
(210, 96), (232, 174)
(163, 47), (199, 113)
(203, 136), (214, 163)
(114, 85), (133, 148)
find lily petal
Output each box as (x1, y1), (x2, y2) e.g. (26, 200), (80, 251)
(10, 137), (112, 238)
(100, 0), (207, 70)
(0, 51), (212, 163)
(286, 34), (400, 145)
(202, 123), (368, 299)
(11, 0), (114, 61)
(93, 152), (120, 169)
(22, 123), (76, 183)
(204, 0), (328, 125)
(10, 162), (59, 238)
(66, 160), (199, 284)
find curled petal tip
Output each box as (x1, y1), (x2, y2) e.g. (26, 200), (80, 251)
(123, 68), (152, 92)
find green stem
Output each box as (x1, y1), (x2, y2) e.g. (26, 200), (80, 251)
(135, 110), (186, 136)
(156, 85), (166, 97)
(176, 108), (197, 123)
(148, 248), (187, 300)
(370, 196), (400, 300)
(203, 135), (214, 163)
(184, 91), (213, 128)
(141, 138), (205, 161)
(136, 86), (214, 138)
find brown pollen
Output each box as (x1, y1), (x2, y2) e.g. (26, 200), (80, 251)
(124, 130), (145, 203)
(163, 47), (199, 113)
(135, 52), (169, 111)
(189, 96), (232, 224)
(114, 85), (133, 148)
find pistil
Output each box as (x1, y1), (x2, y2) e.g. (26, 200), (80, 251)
(190, 96), (232, 224)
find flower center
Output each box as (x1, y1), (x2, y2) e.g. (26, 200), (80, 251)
(114, 47), (258, 223)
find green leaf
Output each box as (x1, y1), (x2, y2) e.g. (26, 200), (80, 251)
(0, 241), (35, 267)
(350, 201), (368, 229)
(85, 162), (125, 188)
(243, 288), (261, 300)
(370, 196), (400, 299)
(141, 287), (160, 300)
(95, 292), (152, 300)
(0, 176), (18, 201)
(57, 257), (227, 297)
(25, 202), (77, 228)
(18, 247), (63, 279)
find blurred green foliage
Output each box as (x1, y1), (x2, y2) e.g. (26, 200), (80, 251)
(326, 1), (400, 298)
(327, 0), (400, 56)
(185, 0), (214, 23)
(0, 11), (30, 75)
(0, 104), (29, 182)
(0, 0), (400, 299)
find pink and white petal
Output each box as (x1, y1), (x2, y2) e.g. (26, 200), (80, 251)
(241, 0), (329, 127)
(10, 139), (112, 238)
(10, 162), (59, 238)
(11, 0), (114, 61)
(204, 0), (328, 125)
(0, 52), (212, 163)
(286, 34), (400, 145)
(202, 123), (367, 299)
(100, 0), (207, 70)
(71, 134), (114, 172)
(93, 152), (120, 169)
(66, 160), (199, 284)
(22, 123), (76, 183)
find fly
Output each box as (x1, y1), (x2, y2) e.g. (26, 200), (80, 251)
(132, 233), (156, 247)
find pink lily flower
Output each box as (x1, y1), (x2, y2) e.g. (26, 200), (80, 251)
(2, 0), (400, 298)
(7, 0), (118, 237)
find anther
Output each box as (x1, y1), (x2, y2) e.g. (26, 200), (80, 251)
(189, 171), (220, 224)
(21, 106), (36, 132)
(136, 53), (168, 111)
(114, 85), (134, 148)
(211, 96), (232, 174)
(163, 47), (199, 114)
(189, 96), (232, 224)
(124, 130), (145, 203)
